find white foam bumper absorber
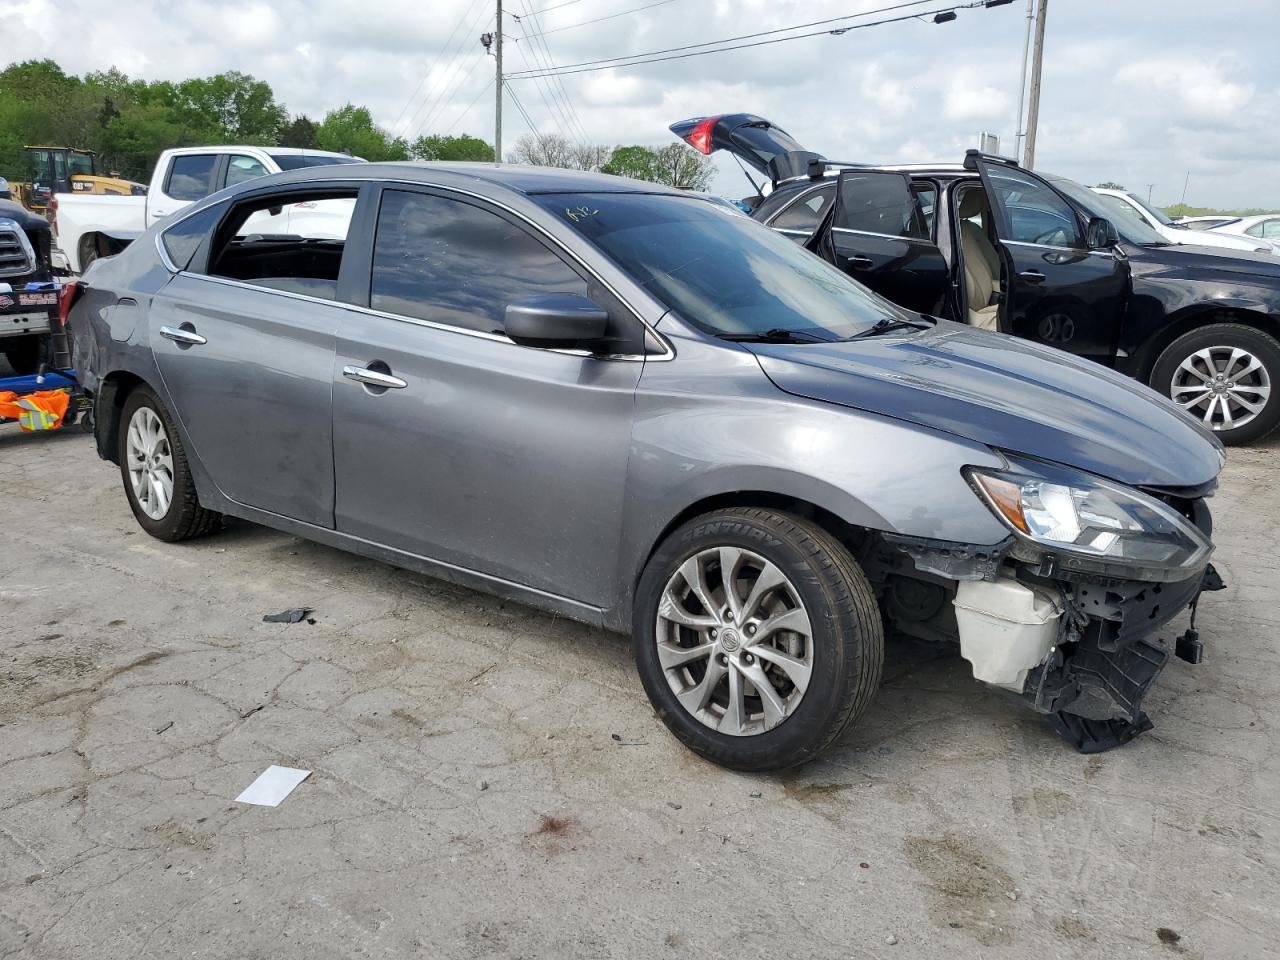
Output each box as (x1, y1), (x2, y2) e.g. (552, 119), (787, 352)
(953, 577), (1063, 692)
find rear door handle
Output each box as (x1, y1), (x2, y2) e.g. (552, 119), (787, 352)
(1019, 269), (1047, 284)
(848, 255), (874, 269)
(160, 325), (206, 345)
(343, 365), (407, 390)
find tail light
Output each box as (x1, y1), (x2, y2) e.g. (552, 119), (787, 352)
(58, 280), (84, 328)
(50, 196), (58, 239)
(683, 116), (721, 156)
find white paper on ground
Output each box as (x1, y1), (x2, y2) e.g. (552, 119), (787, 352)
(235, 765), (311, 806)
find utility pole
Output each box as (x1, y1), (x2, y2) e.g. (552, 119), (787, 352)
(1022, 0), (1048, 169)
(495, 0), (503, 164)
(1181, 171), (1191, 205)
(1147, 183), (1154, 203)
(1013, 0), (1034, 159)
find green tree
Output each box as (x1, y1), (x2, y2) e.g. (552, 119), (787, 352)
(601, 145), (660, 182)
(167, 71), (286, 143)
(278, 115), (319, 149)
(315, 105), (408, 161)
(650, 143), (715, 190)
(411, 133), (494, 162)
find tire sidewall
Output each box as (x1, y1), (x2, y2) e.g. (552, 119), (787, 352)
(117, 386), (190, 539)
(1152, 324), (1280, 445)
(633, 512), (870, 770)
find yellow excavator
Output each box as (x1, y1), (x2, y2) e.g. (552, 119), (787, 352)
(9, 146), (146, 215)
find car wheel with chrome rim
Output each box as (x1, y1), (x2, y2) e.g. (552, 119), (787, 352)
(634, 507), (883, 771)
(1152, 323), (1280, 446)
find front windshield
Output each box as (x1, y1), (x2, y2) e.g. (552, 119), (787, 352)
(1046, 175), (1168, 245)
(68, 152), (96, 177)
(534, 192), (903, 340)
(1124, 191), (1174, 225)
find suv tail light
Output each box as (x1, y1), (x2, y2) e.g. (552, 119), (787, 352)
(58, 279), (84, 327)
(682, 116), (720, 156)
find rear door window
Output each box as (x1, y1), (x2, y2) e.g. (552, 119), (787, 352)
(369, 189), (589, 336)
(834, 172), (930, 239)
(166, 154), (220, 201)
(770, 185), (835, 235)
(225, 154), (269, 188)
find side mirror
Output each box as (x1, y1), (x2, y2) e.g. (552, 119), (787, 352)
(504, 293), (609, 349)
(1086, 216), (1119, 250)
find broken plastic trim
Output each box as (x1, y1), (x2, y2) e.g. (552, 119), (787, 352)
(882, 532), (1014, 582)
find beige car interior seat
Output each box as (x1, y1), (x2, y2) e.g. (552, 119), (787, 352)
(957, 188), (1002, 331)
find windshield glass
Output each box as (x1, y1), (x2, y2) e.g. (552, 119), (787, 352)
(1123, 191), (1173, 225)
(534, 192), (904, 340)
(269, 153), (364, 170)
(1045, 175), (1168, 245)
(67, 152), (96, 177)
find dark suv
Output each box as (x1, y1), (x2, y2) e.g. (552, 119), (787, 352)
(0, 198), (59, 374)
(673, 114), (1280, 445)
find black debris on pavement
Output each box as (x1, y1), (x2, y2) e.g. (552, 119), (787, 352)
(263, 608), (313, 624)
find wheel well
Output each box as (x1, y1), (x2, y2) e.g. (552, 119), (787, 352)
(95, 370), (147, 463)
(1135, 307), (1280, 383)
(639, 491), (875, 587)
(79, 232), (127, 266)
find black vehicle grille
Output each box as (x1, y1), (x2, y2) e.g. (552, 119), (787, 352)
(0, 225), (35, 278)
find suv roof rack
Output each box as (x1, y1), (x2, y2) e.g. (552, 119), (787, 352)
(805, 158), (875, 179)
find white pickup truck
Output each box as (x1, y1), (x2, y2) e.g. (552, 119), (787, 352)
(52, 145), (363, 273)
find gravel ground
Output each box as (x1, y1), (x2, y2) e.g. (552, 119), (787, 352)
(1, 419), (1276, 960)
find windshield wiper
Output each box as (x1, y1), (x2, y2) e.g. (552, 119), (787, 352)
(845, 316), (935, 340)
(720, 328), (836, 344)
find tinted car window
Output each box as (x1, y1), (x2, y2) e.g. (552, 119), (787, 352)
(270, 153), (364, 170)
(226, 154), (269, 187)
(371, 190), (587, 334)
(985, 168), (1081, 246)
(771, 185), (834, 232)
(161, 202), (225, 270)
(536, 192), (901, 341)
(835, 172), (928, 239)
(166, 154), (219, 201)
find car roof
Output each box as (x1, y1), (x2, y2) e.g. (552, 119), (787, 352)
(271, 160), (688, 196)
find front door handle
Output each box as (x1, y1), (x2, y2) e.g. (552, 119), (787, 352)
(343, 365), (407, 390)
(848, 255), (874, 270)
(1019, 269), (1047, 284)
(160, 325), (206, 345)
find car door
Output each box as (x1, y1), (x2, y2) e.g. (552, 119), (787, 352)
(331, 186), (645, 607)
(148, 182), (369, 527)
(811, 170), (951, 316)
(970, 156), (1127, 364)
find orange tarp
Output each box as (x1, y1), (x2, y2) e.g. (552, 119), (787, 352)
(0, 388), (70, 431)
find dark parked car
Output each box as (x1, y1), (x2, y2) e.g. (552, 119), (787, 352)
(70, 162), (1223, 769)
(0, 198), (59, 374)
(672, 113), (1280, 445)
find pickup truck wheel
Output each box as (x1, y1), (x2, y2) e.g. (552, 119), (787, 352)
(2, 335), (41, 376)
(1152, 323), (1280, 445)
(117, 385), (222, 541)
(633, 508), (884, 771)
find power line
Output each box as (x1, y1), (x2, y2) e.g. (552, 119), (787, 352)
(445, 76), (497, 134)
(391, 0), (486, 130)
(409, 1), (498, 136)
(515, 0), (588, 16)
(513, 0), (593, 145)
(505, 0), (995, 79)
(515, 0), (678, 38)
(505, 84), (542, 140)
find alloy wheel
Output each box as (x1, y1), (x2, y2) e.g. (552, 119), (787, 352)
(1170, 345), (1272, 432)
(655, 547), (813, 737)
(126, 406), (175, 520)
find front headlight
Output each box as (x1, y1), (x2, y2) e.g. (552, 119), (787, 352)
(966, 458), (1212, 579)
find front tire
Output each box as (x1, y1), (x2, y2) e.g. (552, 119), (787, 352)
(117, 385), (221, 541)
(1151, 323), (1280, 445)
(634, 508), (884, 771)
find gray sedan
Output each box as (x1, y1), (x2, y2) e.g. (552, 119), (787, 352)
(69, 162), (1223, 769)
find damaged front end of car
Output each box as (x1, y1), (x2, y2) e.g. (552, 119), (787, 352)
(865, 454), (1224, 753)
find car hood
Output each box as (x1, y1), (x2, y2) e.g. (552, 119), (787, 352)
(749, 320), (1223, 488)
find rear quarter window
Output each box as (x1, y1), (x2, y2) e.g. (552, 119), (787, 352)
(161, 203), (225, 271)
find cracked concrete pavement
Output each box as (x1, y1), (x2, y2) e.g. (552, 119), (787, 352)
(1, 423), (1277, 960)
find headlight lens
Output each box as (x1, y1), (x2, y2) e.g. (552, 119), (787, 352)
(967, 461), (1212, 574)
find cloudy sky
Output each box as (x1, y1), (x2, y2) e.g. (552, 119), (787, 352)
(5, 0), (1277, 209)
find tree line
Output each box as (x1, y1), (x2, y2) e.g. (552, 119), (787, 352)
(0, 60), (714, 191)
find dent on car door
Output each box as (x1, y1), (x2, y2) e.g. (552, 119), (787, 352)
(148, 183), (368, 526)
(331, 187), (644, 607)
(810, 170), (950, 316)
(970, 156), (1127, 363)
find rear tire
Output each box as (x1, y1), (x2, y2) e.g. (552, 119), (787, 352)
(1151, 323), (1280, 446)
(117, 385), (221, 541)
(633, 508), (884, 771)
(2, 335), (41, 376)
